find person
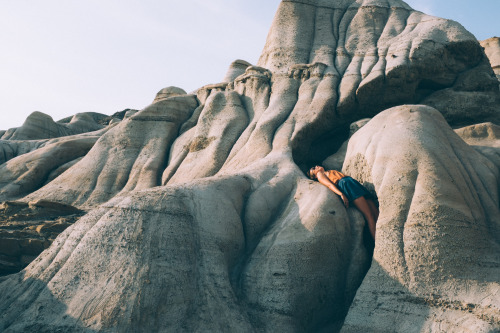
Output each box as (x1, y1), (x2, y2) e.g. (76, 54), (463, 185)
(307, 166), (379, 239)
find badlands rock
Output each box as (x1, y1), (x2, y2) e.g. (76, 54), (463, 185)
(0, 140), (46, 165)
(481, 37), (500, 80)
(1, 111), (105, 141)
(0, 157), (371, 332)
(0, 200), (84, 276)
(455, 122), (500, 171)
(89, 108), (139, 126)
(24, 94), (199, 208)
(152, 86), (187, 103)
(341, 105), (499, 332)
(0, 136), (99, 202)
(223, 59), (252, 82)
(258, 0), (500, 126)
(0, 124), (110, 164)
(0, 124), (112, 166)
(0, 0), (499, 332)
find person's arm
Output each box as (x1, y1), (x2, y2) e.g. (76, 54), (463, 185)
(316, 171), (349, 207)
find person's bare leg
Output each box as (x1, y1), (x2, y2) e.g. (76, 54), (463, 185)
(367, 199), (379, 221)
(352, 196), (377, 239)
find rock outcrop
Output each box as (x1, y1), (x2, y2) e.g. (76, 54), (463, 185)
(455, 122), (500, 169)
(1, 111), (106, 141)
(481, 37), (500, 81)
(23, 94), (199, 208)
(0, 136), (100, 202)
(152, 86), (187, 103)
(341, 105), (500, 332)
(0, 0), (499, 332)
(258, 0), (500, 126)
(0, 200), (84, 276)
(223, 59), (252, 83)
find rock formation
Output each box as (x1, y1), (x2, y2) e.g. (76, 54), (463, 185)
(0, 0), (499, 332)
(1, 111), (106, 141)
(222, 59), (252, 83)
(481, 37), (500, 81)
(0, 200), (84, 276)
(340, 105), (500, 332)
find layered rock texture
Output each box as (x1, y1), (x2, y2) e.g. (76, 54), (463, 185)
(0, 200), (84, 276)
(341, 106), (500, 332)
(0, 0), (499, 332)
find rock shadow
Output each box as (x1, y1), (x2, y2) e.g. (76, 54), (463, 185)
(0, 272), (99, 332)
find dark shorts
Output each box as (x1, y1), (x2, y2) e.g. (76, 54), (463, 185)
(337, 176), (370, 202)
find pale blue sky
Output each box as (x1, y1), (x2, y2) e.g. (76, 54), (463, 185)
(1, 0), (498, 130)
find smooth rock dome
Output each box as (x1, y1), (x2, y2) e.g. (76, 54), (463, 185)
(222, 59), (252, 82)
(153, 86), (187, 103)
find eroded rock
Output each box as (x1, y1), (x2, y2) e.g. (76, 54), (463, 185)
(0, 137), (99, 202)
(1, 111), (106, 140)
(0, 0), (499, 332)
(341, 105), (500, 332)
(0, 200), (84, 276)
(481, 37), (500, 81)
(24, 94), (199, 208)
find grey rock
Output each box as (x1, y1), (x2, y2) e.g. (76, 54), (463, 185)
(24, 94), (199, 208)
(153, 86), (187, 103)
(341, 105), (500, 332)
(455, 122), (500, 171)
(0, 1), (499, 332)
(0, 137), (99, 202)
(222, 59), (252, 83)
(1, 111), (105, 140)
(258, 0), (500, 126)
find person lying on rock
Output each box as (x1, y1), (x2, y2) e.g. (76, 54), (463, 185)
(307, 166), (379, 239)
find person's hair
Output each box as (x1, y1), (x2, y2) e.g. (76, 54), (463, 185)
(307, 165), (320, 180)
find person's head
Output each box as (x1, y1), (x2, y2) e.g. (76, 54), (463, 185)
(307, 165), (324, 180)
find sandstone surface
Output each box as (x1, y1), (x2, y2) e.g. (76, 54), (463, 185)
(481, 37), (500, 80)
(456, 122), (500, 170)
(223, 59), (252, 83)
(0, 0), (499, 332)
(1, 111), (106, 141)
(341, 105), (500, 332)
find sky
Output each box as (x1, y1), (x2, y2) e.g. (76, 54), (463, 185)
(1, 0), (499, 131)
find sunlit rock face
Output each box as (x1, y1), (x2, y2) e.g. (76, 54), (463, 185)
(481, 37), (500, 81)
(0, 0), (499, 332)
(341, 105), (500, 332)
(258, 0), (500, 126)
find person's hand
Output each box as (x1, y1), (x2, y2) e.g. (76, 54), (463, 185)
(341, 194), (349, 208)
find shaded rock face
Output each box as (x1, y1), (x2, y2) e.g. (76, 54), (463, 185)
(0, 0), (499, 332)
(0, 136), (100, 202)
